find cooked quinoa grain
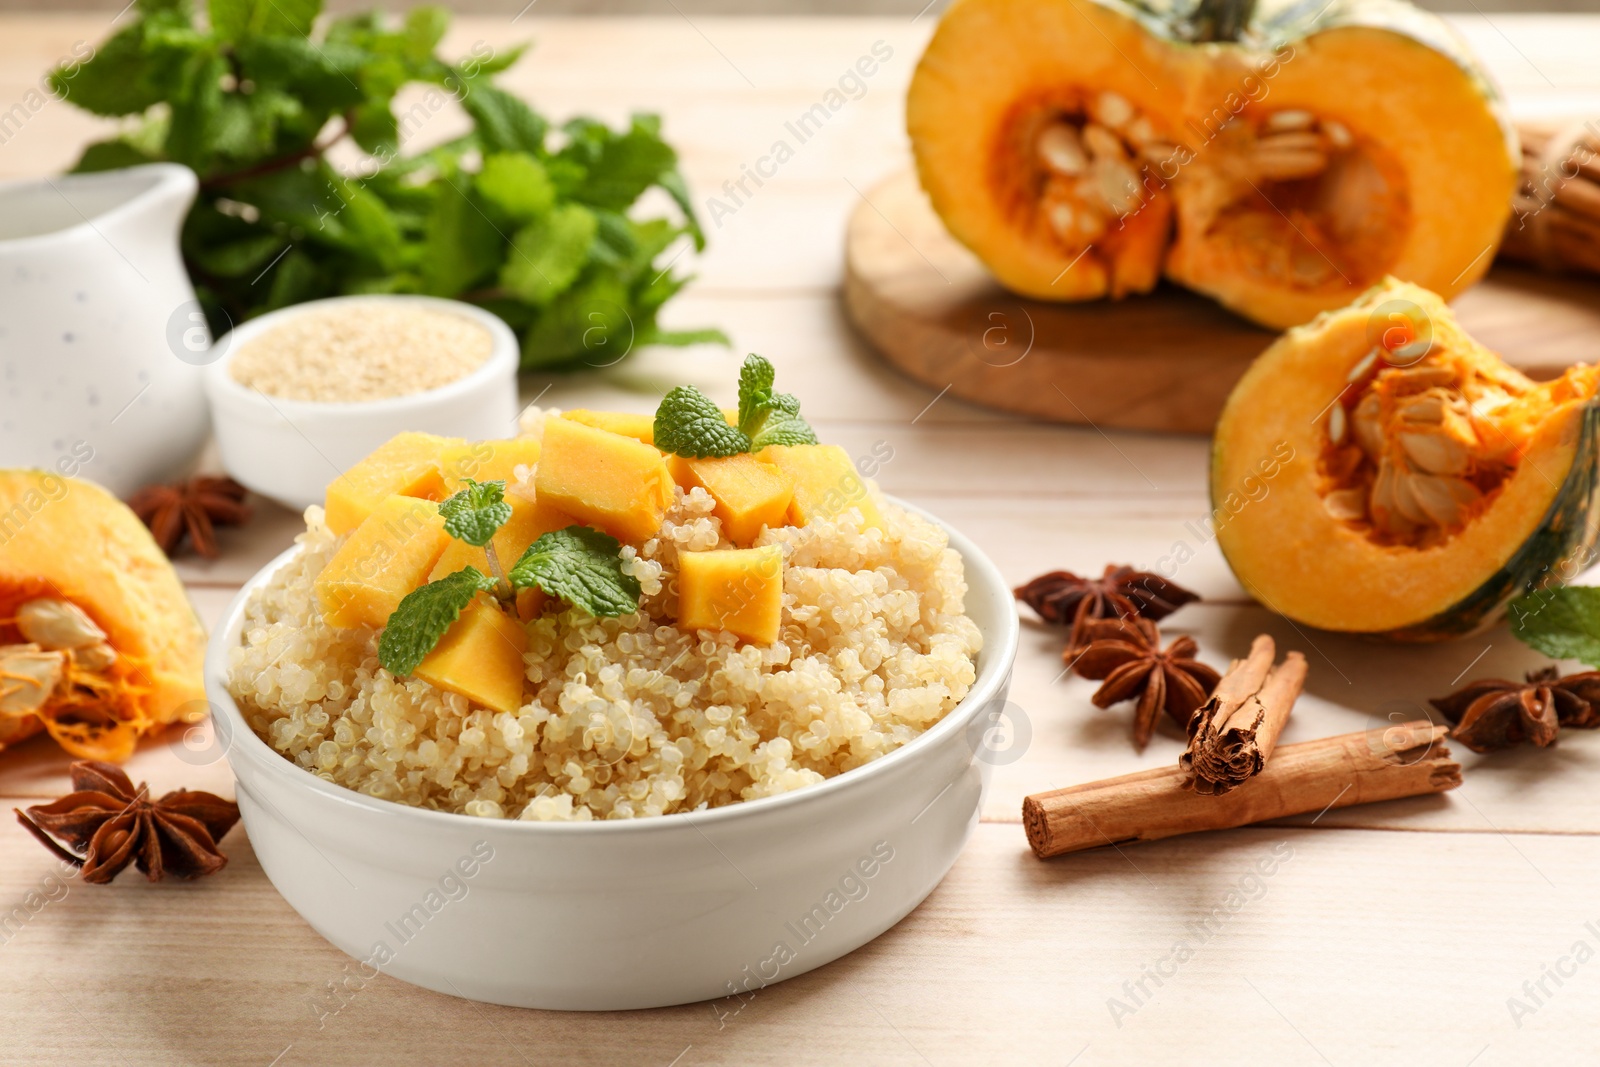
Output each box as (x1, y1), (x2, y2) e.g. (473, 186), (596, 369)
(227, 474), (981, 821)
(229, 303), (492, 402)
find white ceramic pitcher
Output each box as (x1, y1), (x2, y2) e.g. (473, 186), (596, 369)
(0, 163), (209, 496)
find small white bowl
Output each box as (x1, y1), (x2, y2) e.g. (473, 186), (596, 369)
(203, 295), (519, 511)
(204, 502), (1019, 1010)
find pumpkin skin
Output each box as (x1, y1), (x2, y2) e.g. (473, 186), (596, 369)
(906, 0), (1517, 329)
(1211, 279), (1600, 640)
(0, 471), (207, 759)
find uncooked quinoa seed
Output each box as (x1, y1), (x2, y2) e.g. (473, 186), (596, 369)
(229, 303), (492, 403)
(227, 424), (982, 822)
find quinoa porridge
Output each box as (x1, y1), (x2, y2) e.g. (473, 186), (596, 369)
(227, 396), (981, 822)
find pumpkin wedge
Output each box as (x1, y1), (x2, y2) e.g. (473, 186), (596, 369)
(1213, 279), (1600, 639)
(0, 471), (207, 759)
(907, 0), (1517, 328)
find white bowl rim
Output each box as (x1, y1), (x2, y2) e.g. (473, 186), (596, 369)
(205, 496), (1020, 836)
(204, 294), (520, 418)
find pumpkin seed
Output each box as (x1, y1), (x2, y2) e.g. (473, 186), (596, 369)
(1400, 430), (1471, 476)
(1081, 123), (1125, 162)
(1047, 201), (1078, 238)
(1265, 110), (1316, 132)
(1328, 403), (1347, 445)
(1347, 348), (1380, 383)
(1125, 115), (1156, 144)
(1406, 473), (1481, 528)
(73, 643), (118, 673)
(1038, 123), (1088, 176)
(1323, 120), (1354, 149)
(17, 598), (106, 651)
(0, 645), (65, 716)
(1095, 91), (1134, 129)
(1323, 487), (1367, 522)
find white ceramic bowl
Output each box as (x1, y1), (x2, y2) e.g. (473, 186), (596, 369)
(203, 295), (520, 511)
(204, 504), (1019, 1010)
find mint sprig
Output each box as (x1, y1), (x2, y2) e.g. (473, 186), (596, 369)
(378, 566), (498, 677)
(736, 354), (819, 449)
(508, 526), (641, 617)
(1509, 586), (1600, 667)
(439, 479), (512, 547)
(653, 353), (817, 458)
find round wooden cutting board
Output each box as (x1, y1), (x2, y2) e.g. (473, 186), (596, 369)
(843, 170), (1600, 434)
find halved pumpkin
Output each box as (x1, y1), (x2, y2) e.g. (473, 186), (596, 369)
(907, 0), (1517, 328)
(1213, 278), (1600, 639)
(0, 471), (207, 759)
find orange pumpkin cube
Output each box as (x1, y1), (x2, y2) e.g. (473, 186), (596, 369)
(677, 544), (784, 645)
(315, 495), (451, 629)
(667, 453), (794, 545)
(756, 444), (882, 530)
(324, 432), (460, 535)
(413, 595), (529, 714)
(534, 417), (674, 543)
(436, 437), (543, 492)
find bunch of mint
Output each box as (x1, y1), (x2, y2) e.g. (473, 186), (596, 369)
(51, 0), (725, 369)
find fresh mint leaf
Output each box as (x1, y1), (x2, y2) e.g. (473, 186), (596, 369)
(50, 24), (165, 117)
(70, 139), (158, 173)
(462, 83), (546, 155)
(749, 412), (819, 449)
(736, 353), (817, 447)
(476, 153), (555, 224)
(378, 567), (499, 678)
(439, 479), (512, 547)
(500, 204), (597, 305)
(1509, 586), (1600, 667)
(422, 175), (500, 296)
(509, 526), (641, 617)
(654, 386), (749, 458)
(209, 0), (321, 43)
(736, 353), (776, 431)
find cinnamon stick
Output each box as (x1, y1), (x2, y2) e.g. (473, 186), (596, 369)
(1180, 635), (1307, 796)
(1023, 722), (1460, 859)
(1501, 118), (1600, 275)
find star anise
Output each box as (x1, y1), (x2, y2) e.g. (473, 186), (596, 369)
(1071, 617), (1222, 751)
(1430, 667), (1600, 753)
(127, 475), (251, 559)
(1016, 564), (1199, 650)
(15, 760), (240, 883)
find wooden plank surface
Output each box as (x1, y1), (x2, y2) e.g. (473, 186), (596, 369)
(4, 13), (1600, 1066)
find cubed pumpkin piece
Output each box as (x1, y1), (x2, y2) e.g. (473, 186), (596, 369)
(436, 437), (543, 492)
(535, 417), (674, 543)
(561, 410), (659, 445)
(324, 432), (461, 535)
(668, 454), (794, 545)
(677, 545), (784, 645)
(413, 595), (529, 714)
(757, 444), (883, 530)
(562, 408), (741, 446)
(427, 494), (580, 582)
(315, 495), (451, 629)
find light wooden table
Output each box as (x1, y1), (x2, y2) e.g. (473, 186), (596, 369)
(4, 12), (1600, 1066)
